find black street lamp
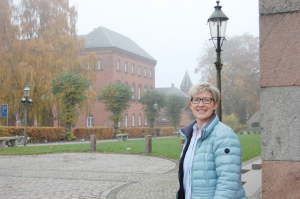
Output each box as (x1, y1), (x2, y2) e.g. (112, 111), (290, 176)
(153, 102), (158, 139)
(21, 84), (32, 146)
(208, 0), (229, 122)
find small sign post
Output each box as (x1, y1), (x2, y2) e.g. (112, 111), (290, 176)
(1, 104), (8, 126)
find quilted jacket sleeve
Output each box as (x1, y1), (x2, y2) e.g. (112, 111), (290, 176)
(213, 126), (243, 199)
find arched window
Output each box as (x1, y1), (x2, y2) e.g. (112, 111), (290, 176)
(87, 114), (93, 127)
(131, 64), (134, 74)
(118, 120), (120, 127)
(87, 61), (90, 70)
(117, 60), (120, 70)
(150, 69), (152, 78)
(144, 67), (147, 77)
(138, 85), (141, 99)
(132, 114), (135, 126)
(138, 66), (141, 75)
(144, 85), (147, 92)
(125, 114), (128, 127)
(98, 59), (101, 69)
(124, 81), (129, 86)
(124, 62), (127, 72)
(150, 86), (153, 91)
(145, 114), (147, 126)
(139, 114), (141, 126)
(131, 83), (135, 99)
(89, 80), (92, 89)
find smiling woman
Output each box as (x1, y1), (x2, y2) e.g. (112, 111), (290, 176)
(177, 82), (246, 199)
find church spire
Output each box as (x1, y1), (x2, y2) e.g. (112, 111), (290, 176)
(180, 71), (193, 88)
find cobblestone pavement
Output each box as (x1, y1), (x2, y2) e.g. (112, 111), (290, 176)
(0, 153), (178, 199)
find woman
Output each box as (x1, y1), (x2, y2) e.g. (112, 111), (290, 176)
(177, 82), (246, 199)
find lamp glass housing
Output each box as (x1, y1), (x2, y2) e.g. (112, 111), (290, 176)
(154, 102), (158, 110)
(24, 85), (30, 98)
(209, 19), (228, 39)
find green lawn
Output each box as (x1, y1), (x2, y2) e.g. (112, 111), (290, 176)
(0, 135), (261, 161)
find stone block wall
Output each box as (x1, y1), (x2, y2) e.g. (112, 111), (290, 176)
(260, 0), (300, 198)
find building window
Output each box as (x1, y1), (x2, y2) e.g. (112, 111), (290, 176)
(131, 64), (134, 74)
(98, 59), (101, 69)
(125, 114), (128, 127)
(132, 114), (135, 126)
(138, 66), (141, 75)
(87, 61), (90, 70)
(145, 115), (147, 126)
(118, 120), (120, 127)
(150, 86), (153, 90)
(150, 69), (152, 78)
(139, 114), (141, 126)
(87, 114), (93, 127)
(131, 84), (135, 99)
(161, 116), (167, 120)
(144, 67), (147, 77)
(124, 62), (127, 72)
(89, 80), (92, 89)
(117, 60), (120, 70)
(144, 85), (147, 92)
(138, 85), (141, 99)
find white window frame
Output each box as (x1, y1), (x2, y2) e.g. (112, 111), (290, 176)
(131, 85), (134, 99)
(131, 64), (134, 74)
(125, 114), (128, 127)
(138, 86), (141, 99)
(117, 60), (120, 70)
(132, 114), (135, 127)
(144, 67), (147, 77)
(145, 115), (147, 126)
(125, 62), (127, 72)
(87, 114), (93, 127)
(138, 66), (141, 75)
(98, 59), (101, 69)
(139, 114), (141, 126)
(87, 61), (90, 70)
(150, 69), (152, 78)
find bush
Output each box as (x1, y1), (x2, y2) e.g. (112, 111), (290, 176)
(237, 127), (261, 135)
(0, 126), (65, 142)
(119, 127), (175, 138)
(222, 113), (245, 133)
(73, 127), (113, 140)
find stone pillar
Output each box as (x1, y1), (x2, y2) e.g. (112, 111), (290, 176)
(0, 140), (4, 148)
(145, 135), (152, 154)
(259, 1), (300, 198)
(180, 138), (185, 152)
(11, 140), (18, 147)
(90, 135), (97, 152)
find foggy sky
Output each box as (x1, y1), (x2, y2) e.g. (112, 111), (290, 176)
(69, 0), (259, 88)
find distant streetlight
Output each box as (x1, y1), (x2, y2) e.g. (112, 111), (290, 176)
(208, 0), (229, 122)
(153, 102), (158, 139)
(21, 84), (32, 146)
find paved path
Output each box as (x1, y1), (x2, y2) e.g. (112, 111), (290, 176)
(0, 153), (179, 199)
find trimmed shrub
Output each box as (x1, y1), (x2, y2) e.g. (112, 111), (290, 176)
(119, 127), (175, 138)
(160, 127), (175, 136)
(73, 127), (114, 140)
(0, 127), (65, 142)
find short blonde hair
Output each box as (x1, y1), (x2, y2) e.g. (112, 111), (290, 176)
(188, 82), (220, 103)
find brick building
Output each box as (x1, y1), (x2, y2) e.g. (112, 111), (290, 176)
(259, 0), (300, 198)
(54, 26), (156, 128)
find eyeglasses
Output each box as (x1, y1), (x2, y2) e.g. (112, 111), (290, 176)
(191, 97), (214, 104)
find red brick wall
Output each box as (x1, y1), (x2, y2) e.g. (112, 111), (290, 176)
(53, 48), (156, 128)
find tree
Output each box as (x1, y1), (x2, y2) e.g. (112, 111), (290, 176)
(139, 90), (166, 128)
(0, 0), (98, 126)
(165, 94), (186, 131)
(196, 33), (260, 124)
(98, 82), (132, 134)
(51, 72), (90, 131)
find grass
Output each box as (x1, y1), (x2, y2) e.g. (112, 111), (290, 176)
(0, 135), (261, 161)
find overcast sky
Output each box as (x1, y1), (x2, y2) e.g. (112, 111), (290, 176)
(69, 0), (259, 88)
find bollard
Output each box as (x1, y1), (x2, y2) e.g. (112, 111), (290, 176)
(181, 138), (185, 152)
(90, 135), (97, 152)
(145, 135), (152, 154)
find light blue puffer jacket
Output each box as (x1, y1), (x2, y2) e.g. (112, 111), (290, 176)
(177, 114), (246, 199)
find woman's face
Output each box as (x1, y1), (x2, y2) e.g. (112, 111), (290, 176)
(189, 90), (219, 125)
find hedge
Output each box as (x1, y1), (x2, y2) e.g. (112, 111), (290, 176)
(73, 127), (114, 140)
(119, 127), (175, 138)
(0, 127), (65, 142)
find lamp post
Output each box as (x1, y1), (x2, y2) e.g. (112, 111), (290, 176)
(21, 84), (32, 146)
(153, 102), (158, 139)
(208, 1), (229, 122)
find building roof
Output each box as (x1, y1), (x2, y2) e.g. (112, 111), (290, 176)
(156, 87), (188, 98)
(78, 26), (156, 61)
(180, 71), (193, 88)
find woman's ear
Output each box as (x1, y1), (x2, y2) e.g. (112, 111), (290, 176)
(189, 102), (193, 110)
(213, 101), (219, 111)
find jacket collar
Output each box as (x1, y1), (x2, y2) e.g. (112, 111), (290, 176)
(179, 113), (219, 139)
